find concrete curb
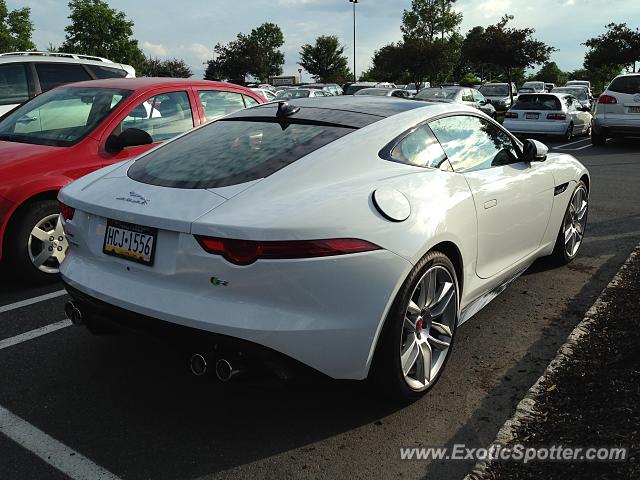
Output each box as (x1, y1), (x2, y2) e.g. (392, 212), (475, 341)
(464, 245), (640, 480)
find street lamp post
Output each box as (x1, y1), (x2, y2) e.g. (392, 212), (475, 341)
(349, 0), (358, 82)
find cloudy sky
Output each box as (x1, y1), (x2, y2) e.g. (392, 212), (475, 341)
(8, 0), (640, 79)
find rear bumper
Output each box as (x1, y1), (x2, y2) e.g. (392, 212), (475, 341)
(503, 119), (567, 135)
(61, 245), (412, 380)
(593, 116), (640, 136)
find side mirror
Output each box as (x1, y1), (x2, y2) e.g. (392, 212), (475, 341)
(521, 139), (548, 163)
(105, 128), (153, 154)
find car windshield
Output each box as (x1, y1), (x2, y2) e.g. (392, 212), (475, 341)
(345, 84), (374, 95)
(478, 85), (509, 96)
(275, 89), (311, 99)
(128, 119), (355, 189)
(554, 88), (587, 100)
(0, 86), (130, 147)
(415, 88), (458, 100)
(354, 88), (390, 96)
(511, 94), (562, 111)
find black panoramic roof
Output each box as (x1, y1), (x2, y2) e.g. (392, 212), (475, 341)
(225, 96), (429, 128)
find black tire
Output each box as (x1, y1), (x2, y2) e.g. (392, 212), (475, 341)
(591, 129), (606, 146)
(370, 250), (459, 403)
(5, 199), (62, 283)
(548, 181), (589, 266)
(563, 122), (574, 141)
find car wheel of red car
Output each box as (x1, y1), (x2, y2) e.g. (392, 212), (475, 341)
(7, 200), (67, 283)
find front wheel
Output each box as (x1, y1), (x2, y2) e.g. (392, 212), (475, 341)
(548, 181), (588, 266)
(371, 251), (459, 402)
(6, 200), (67, 283)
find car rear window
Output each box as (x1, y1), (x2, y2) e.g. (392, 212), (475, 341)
(511, 94), (561, 111)
(608, 75), (640, 95)
(128, 119), (355, 189)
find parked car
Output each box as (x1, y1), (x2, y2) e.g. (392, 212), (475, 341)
(250, 88), (277, 102)
(344, 82), (395, 95)
(478, 83), (517, 111)
(305, 83), (343, 96)
(551, 86), (592, 111)
(59, 96), (589, 401)
(517, 87), (535, 94)
(415, 87), (496, 118)
(354, 87), (412, 99)
(0, 51), (135, 116)
(274, 88), (329, 99)
(566, 80), (592, 99)
(0, 78), (264, 281)
(544, 83), (555, 92)
(521, 81), (546, 93)
(591, 73), (640, 145)
(503, 92), (592, 140)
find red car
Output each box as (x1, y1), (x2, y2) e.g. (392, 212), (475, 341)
(0, 77), (264, 282)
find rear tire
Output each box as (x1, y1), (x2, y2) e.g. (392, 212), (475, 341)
(591, 129), (606, 146)
(370, 251), (459, 403)
(563, 123), (574, 141)
(5, 200), (65, 283)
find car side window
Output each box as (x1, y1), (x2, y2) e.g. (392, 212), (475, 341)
(35, 63), (92, 92)
(0, 63), (29, 106)
(113, 91), (194, 143)
(461, 89), (474, 102)
(387, 124), (450, 169)
(88, 65), (128, 79)
(243, 95), (259, 107)
(198, 90), (245, 121)
(429, 115), (520, 173)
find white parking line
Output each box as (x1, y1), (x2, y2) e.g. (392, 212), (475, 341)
(0, 404), (122, 480)
(0, 320), (72, 351)
(552, 138), (590, 149)
(0, 290), (68, 314)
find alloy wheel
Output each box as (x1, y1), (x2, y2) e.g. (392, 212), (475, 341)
(400, 265), (458, 391)
(27, 213), (67, 274)
(564, 185), (588, 258)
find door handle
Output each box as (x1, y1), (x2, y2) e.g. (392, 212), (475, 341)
(484, 199), (497, 209)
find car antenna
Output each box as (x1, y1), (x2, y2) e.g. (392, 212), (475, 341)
(276, 101), (300, 117)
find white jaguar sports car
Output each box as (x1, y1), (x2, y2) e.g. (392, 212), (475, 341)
(59, 97), (589, 401)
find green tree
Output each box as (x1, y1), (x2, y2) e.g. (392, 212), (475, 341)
(534, 61), (567, 86)
(459, 72), (480, 87)
(401, 0), (462, 41)
(60, 0), (145, 72)
(298, 35), (351, 83)
(142, 57), (193, 78)
(463, 15), (555, 102)
(0, 0), (35, 51)
(584, 23), (640, 73)
(248, 23), (285, 83)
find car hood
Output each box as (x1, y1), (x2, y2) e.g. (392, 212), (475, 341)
(0, 140), (63, 169)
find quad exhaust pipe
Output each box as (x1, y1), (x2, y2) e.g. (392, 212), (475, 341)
(64, 301), (83, 325)
(188, 354), (244, 382)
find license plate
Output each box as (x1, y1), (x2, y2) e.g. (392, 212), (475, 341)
(629, 106), (640, 113)
(525, 113), (539, 120)
(103, 219), (157, 266)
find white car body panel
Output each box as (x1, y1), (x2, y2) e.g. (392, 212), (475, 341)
(59, 99), (590, 380)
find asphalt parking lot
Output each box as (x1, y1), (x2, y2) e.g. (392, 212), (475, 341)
(1, 135), (639, 480)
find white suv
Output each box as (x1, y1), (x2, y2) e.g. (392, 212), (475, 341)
(0, 51), (135, 116)
(592, 73), (640, 145)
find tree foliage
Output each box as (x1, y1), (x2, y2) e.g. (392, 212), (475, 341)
(141, 56), (193, 78)
(584, 23), (640, 74)
(463, 15), (555, 101)
(204, 23), (285, 84)
(298, 35), (351, 83)
(534, 61), (567, 85)
(60, 0), (145, 71)
(0, 0), (35, 52)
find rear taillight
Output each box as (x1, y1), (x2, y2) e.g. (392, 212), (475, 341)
(194, 236), (381, 265)
(598, 94), (617, 104)
(59, 202), (75, 221)
(504, 112), (518, 118)
(546, 113), (567, 120)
